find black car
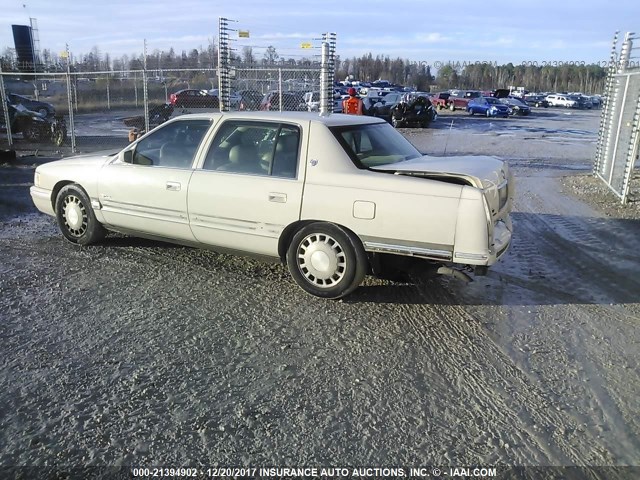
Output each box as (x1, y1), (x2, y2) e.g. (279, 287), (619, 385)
(8, 93), (56, 117)
(1, 101), (66, 145)
(370, 92), (404, 122)
(499, 97), (531, 116)
(169, 89), (219, 108)
(237, 90), (264, 110)
(390, 95), (437, 128)
(523, 95), (549, 108)
(260, 91), (305, 111)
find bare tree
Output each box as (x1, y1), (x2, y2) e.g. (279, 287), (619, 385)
(242, 46), (255, 65)
(263, 46), (279, 65)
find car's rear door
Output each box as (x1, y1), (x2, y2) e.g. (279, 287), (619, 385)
(187, 119), (307, 257)
(98, 118), (212, 241)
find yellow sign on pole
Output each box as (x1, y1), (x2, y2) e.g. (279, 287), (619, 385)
(238, 30), (250, 38)
(60, 50), (68, 58)
(300, 42), (313, 49)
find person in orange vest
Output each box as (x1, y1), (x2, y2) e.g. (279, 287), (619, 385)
(342, 87), (367, 115)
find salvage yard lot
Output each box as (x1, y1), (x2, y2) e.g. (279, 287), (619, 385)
(0, 108), (639, 473)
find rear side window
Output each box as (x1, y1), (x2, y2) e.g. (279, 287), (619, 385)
(202, 121), (300, 178)
(331, 123), (421, 168)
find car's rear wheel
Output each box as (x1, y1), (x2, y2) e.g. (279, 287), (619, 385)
(23, 122), (41, 141)
(55, 185), (105, 245)
(449, 103), (455, 111)
(286, 222), (367, 299)
(486, 109), (492, 117)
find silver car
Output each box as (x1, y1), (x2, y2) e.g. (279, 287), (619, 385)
(30, 112), (513, 299)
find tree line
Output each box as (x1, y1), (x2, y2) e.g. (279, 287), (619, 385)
(1, 45), (608, 94)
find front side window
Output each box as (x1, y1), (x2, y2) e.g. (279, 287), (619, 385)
(331, 123), (421, 168)
(131, 119), (211, 168)
(202, 121), (300, 178)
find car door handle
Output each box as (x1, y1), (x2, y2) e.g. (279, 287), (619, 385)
(268, 192), (287, 203)
(166, 181), (181, 191)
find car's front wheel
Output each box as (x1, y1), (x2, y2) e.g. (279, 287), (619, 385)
(55, 185), (105, 245)
(391, 116), (404, 128)
(486, 109), (492, 117)
(286, 222), (367, 299)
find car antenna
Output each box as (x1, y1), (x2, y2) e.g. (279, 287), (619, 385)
(443, 120), (454, 155)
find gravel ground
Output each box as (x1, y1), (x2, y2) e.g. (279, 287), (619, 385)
(0, 109), (639, 477)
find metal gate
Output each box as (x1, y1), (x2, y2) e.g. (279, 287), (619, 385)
(594, 32), (640, 204)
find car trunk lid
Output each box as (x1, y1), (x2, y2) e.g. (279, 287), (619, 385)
(371, 155), (512, 217)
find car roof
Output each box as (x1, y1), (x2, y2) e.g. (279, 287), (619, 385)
(170, 111), (386, 127)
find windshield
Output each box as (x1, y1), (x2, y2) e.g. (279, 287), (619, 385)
(330, 123), (421, 168)
(486, 97), (501, 104)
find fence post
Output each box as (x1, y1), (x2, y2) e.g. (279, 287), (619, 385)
(143, 40), (150, 133)
(218, 17), (232, 112)
(0, 64), (14, 147)
(278, 68), (283, 111)
(319, 42), (330, 116)
(65, 45), (76, 153)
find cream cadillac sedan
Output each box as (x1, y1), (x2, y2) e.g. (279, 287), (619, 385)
(30, 112), (513, 299)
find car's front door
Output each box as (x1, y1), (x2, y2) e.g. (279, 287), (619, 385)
(187, 120), (306, 256)
(98, 118), (212, 241)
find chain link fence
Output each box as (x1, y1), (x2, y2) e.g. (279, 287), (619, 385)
(594, 32), (640, 204)
(0, 65), (323, 158)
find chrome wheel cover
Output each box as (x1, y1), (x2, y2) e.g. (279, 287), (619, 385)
(296, 233), (347, 288)
(62, 194), (88, 237)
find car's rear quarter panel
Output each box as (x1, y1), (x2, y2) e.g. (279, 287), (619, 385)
(301, 122), (463, 250)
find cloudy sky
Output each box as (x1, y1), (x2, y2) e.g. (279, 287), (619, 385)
(2, 0), (639, 66)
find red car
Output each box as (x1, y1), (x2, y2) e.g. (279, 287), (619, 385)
(169, 89), (219, 108)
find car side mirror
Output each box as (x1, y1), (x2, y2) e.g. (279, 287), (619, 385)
(123, 150), (134, 164)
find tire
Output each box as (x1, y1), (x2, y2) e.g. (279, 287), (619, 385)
(286, 222), (367, 299)
(55, 185), (106, 245)
(449, 103), (455, 111)
(37, 107), (49, 117)
(52, 125), (66, 146)
(486, 109), (492, 117)
(391, 116), (403, 128)
(23, 122), (41, 141)
(468, 109), (474, 115)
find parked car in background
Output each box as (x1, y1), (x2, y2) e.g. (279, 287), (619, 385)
(545, 94), (578, 108)
(466, 97), (510, 117)
(237, 90), (264, 111)
(29, 111), (513, 299)
(590, 95), (602, 108)
(208, 89), (242, 110)
(8, 93), (55, 117)
(523, 94), (549, 108)
(569, 95), (593, 109)
(169, 89), (219, 109)
(260, 91), (305, 111)
(499, 97), (532, 116)
(1, 101), (66, 145)
(370, 92), (403, 122)
(447, 90), (482, 111)
(123, 103), (174, 130)
(390, 94), (437, 128)
(430, 92), (451, 110)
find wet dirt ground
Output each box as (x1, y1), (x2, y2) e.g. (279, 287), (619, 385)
(0, 108), (639, 476)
